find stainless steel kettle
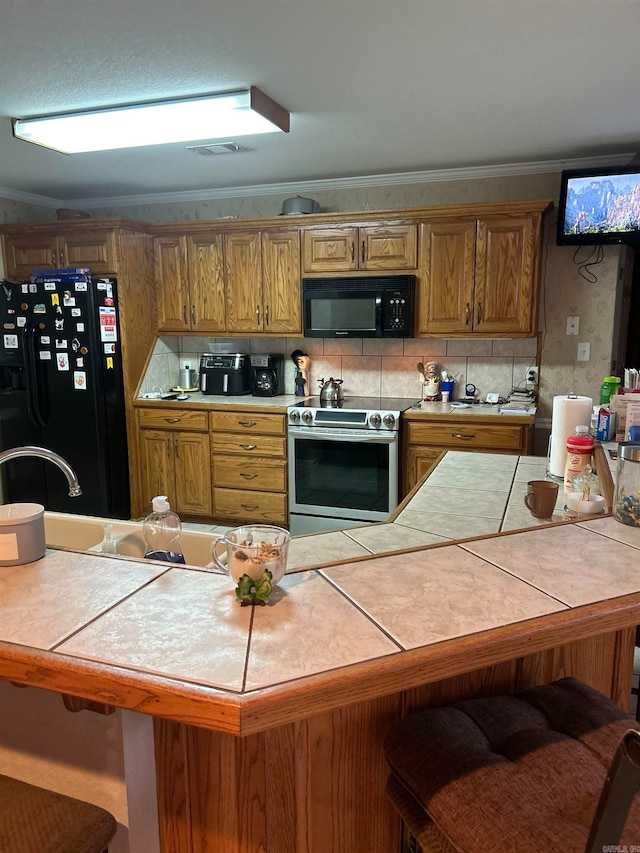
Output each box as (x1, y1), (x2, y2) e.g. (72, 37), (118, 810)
(318, 377), (344, 404)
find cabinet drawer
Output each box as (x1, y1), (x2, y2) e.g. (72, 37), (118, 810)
(211, 434), (286, 457)
(209, 411), (285, 435)
(406, 421), (525, 451)
(213, 488), (287, 524)
(138, 408), (208, 431)
(213, 456), (286, 492)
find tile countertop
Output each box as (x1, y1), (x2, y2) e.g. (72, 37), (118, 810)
(0, 445), (634, 736)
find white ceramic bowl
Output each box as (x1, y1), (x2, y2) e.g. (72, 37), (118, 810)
(566, 493), (606, 515)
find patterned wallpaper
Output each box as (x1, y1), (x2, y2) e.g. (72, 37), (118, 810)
(0, 170), (625, 425)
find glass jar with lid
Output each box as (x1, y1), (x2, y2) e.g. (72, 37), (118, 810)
(612, 442), (640, 527)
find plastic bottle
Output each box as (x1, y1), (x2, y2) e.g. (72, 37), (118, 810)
(599, 376), (621, 405)
(101, 522), (117, 554)
(143, 496), (185, 563)
(564, 426), (595, 494)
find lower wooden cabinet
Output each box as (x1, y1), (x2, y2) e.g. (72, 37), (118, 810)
(210, 410), (288, 525)
(136, 407), (212, 517)
(402, 413), (534, 496)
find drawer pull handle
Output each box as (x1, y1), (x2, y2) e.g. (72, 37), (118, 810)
(476, 301), (482, 325)
(451, 432), (475, 440)
(240, 472), (258, 479)
(164, 417), (181, 423)
(239, 444), (258, 450)
(238, 421), (257, 427)
(465, 303), (470, 325)
(241, 503), (258, 511)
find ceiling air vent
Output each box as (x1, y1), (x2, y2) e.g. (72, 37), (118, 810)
(186, 142), (252, 156)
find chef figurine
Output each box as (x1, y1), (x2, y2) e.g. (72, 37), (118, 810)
(422, 361), (440, 401)
(296, 353), (310, 396)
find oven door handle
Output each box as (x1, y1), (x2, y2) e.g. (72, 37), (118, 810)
(289, 430), (396, 444)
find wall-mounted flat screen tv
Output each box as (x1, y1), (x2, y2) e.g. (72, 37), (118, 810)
(557, 165), (640, 246)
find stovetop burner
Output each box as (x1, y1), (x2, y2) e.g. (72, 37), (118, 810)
(290, 396), (417, 412)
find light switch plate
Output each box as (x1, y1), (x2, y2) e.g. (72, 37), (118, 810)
(486, 392), (500, 404)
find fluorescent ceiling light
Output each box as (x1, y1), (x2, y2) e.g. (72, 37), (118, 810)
(12, 86), (290, 154)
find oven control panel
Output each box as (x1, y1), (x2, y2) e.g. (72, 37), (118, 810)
(287, 407), (399, 430)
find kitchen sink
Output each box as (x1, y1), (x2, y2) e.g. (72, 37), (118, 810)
(44, 512), (217, 569)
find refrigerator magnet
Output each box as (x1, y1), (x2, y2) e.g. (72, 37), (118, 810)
(16, 317), (26, 327)
(44, 282), (56, 291)
(80, 346), (88, 355)
(33, 303), (46, 313)
(76, 323), (85, 332)
(104, 296), (114, 306)
(99, 307), (117, 342)
(73, 371), (87, 390)
(40, 336), (50, 345)
(63, 291), (76, 307)
(56, 339), (67, 349)
(106, 356), (114, 370)
(71, 338), (80, 352)
(39, 351), (52, 360)
(55, 318), (64, 331)
(71, 308), (81, 317)
(21, 284), (28, 293)
(76, 357), (84, 367)
(104, 343), (115, 354)
(75, 281), (87, 291)
(28, 284), (37, 293)
(3, 323), (15, 330)
(56, 353), (69, 371)
(3, 334), (18, 348)
(51, 293), (59, 306)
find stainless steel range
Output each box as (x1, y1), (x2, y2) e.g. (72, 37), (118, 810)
(287, 396), (415, 535)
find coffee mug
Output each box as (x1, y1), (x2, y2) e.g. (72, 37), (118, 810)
(524, 480), (559, 518)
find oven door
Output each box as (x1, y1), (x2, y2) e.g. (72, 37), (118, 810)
(288, 426), (398, 525)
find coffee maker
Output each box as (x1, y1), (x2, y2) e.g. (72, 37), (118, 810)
(250, 354), (284, 397)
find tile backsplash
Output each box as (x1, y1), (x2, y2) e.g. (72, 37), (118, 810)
(140, 335), (538, 401)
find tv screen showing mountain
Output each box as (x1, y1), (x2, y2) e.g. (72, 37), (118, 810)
(562, 172), (640, 236)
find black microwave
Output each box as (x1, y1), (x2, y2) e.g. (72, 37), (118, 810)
(302, 274), (415, 338)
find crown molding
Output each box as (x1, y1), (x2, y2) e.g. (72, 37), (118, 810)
(0, 152), (634, 211)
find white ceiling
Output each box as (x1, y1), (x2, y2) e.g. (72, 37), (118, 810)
(1, 0), (639, 208)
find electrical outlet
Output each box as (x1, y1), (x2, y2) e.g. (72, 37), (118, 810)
(526, 366), (539, 385)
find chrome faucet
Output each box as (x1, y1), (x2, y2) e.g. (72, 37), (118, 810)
(0, 446), (82, 497)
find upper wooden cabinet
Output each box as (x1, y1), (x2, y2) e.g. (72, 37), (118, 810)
(155, 233), (225, 333)
(225, 229), (301, 334)
(2, 227), (118, 278)
(302, 224), (417, 273)
(418, 209), (543, 337)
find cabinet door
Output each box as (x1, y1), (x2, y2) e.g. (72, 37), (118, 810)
(155, 237), (190, 332)
(187, 233), (226, 332)
(302, 227), (358, 272)
(261, 230), (301, 334)
(418, 220), (476, 334)
(139, 429), (175, 509)
(1, 232), (57, 278)
(173, 432), (212, 517)
(403, 446), (443, 495)
(61, 229), (117, 274)
(225, 231), (263, 333)
(361, 224), (417, 270)
(474, 215), (537, 336)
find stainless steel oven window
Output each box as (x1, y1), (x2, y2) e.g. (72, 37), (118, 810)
(287, 427), (398, 523)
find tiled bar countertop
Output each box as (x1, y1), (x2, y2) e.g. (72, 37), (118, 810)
(0, 445), (635, 736)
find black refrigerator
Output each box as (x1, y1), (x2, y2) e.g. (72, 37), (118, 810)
(0, 268), (130, 518)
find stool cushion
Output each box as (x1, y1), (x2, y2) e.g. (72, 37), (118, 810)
(385, 677), (640, 853)
(0, 773), (117, 853)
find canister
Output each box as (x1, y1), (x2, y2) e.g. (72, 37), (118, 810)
(613, 442), (640, 527)
(563, 431), (594, 494)
(0, 503), (46, 566)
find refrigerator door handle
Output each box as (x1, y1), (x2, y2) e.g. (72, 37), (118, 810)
(23, 324), (47, 427)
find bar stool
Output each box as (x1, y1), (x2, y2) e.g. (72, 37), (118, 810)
(385, 677), (640, 853)
(0, 773), (117, 853)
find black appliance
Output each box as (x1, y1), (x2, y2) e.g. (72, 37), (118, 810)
(199, 353), (252, 395)
(303, 274), (415, 338)
(0, 269), (130, 518)
(250, 353), (284, 396)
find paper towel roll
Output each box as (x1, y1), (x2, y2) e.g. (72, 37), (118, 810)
(548, 395), (593, 477)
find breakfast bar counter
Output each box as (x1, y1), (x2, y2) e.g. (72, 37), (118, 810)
(0, 447), (636, 853)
